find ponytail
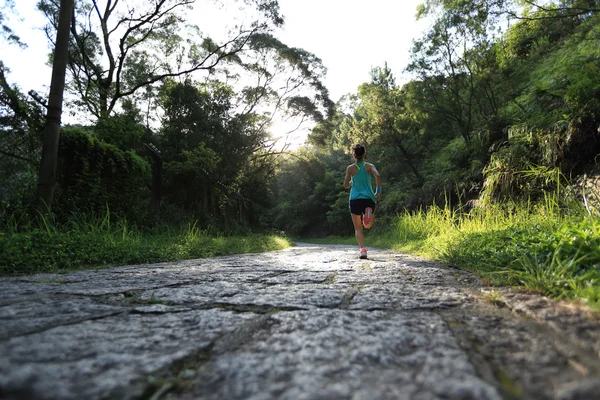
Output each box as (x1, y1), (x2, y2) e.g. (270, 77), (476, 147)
(352, 144), (366, 160)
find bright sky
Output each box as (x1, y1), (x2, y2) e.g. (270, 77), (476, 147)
(1, 0), (429, 145)
(276, 0), (428, 101)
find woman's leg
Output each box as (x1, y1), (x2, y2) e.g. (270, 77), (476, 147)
(351, 213), (365, 248)
(363, 200), (376, 229)
(363, 207), (374, 229)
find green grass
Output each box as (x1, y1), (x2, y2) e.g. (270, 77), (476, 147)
(0, 216), (291, 275)
(308, 197), (600, 306)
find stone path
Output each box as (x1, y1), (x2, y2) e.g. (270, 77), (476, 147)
(1, 243), (600, 400)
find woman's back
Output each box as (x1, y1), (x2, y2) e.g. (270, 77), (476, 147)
(350, 162), (376, 202)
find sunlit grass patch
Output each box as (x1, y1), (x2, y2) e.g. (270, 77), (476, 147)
(482, 290), (505, 307)
(0, 216), (292, 275)
(309, 196), (600, 306)
(404, 203), (600, 305)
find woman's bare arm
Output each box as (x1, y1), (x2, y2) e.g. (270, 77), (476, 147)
(368, 164), (382, 200)
(343, 165), (352, 189)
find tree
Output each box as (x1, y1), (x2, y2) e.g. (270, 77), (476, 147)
(219, 32), (334, 153)
(35, 0), (333, 219)
(93, 99), (146, 150)
(0, 63), (44, 166)
(37, 0), (286, 120)
(158, 79), (268, 225)
(508, 0), (600, 20)
(0, 1), (45, 213)
(358, 65), (425, 184)
(408, 0), (509, 149)
(37, 0), (74, 212)
(327, 65), (425, 185)
(38, 0), (333, 158)
(409, 19), (473, 146)
(0, 62), (45, 209)
(0, 0), (26, 47)
(0, 0), (41, 166)
(420, 0), (600, 22)
(270, 147), (349, 236)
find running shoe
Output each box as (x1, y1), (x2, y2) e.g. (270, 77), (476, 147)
(363, 207), (373, 228)
(359, 247), (368, 259)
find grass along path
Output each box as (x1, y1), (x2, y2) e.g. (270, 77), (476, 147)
(308, 202), (600, 307)
(0, 221), (291, 275)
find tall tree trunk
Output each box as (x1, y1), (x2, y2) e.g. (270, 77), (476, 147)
(37, 0), (74, 213)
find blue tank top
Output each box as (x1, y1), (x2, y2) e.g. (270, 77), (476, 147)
(350, 162), (376, 202)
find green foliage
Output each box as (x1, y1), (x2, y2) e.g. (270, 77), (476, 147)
(350, 197), (600, 305)
(481, 127), (576, 203)
(327, 191), (353, 234)
(53, 127), (151, 223)
(271, 148), (351, 236)
(421, 137), (485, 202)
(281, 1), (600, 252)
(494, 11), (600, 187)
(0, 0), (25, 46)
(482, 136), (532, 201)
(36, 0), (286, 119)
(509, 14), (600, 123)
(408, 0), (505, 147)
(0, 213), (291, 275)
(442, 214), (600, 303)
(0, 62), (45, 217)
(157, 79), (271, 228)
(93, 101), (147, 151)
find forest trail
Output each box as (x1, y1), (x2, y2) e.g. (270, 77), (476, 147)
(1, 243), (600, 400)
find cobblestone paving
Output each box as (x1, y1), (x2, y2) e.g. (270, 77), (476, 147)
(1, 243), (600, 400)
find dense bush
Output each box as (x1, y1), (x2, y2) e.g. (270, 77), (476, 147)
(53, 128), (151, 224)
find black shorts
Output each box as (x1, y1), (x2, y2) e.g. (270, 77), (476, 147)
(349, 199), (376, 215)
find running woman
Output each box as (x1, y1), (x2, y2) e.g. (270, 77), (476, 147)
(343, 144), (382, 259)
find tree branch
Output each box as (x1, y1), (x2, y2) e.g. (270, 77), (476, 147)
(109, 26), (260, 112)
(0, 148), (36, 165)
